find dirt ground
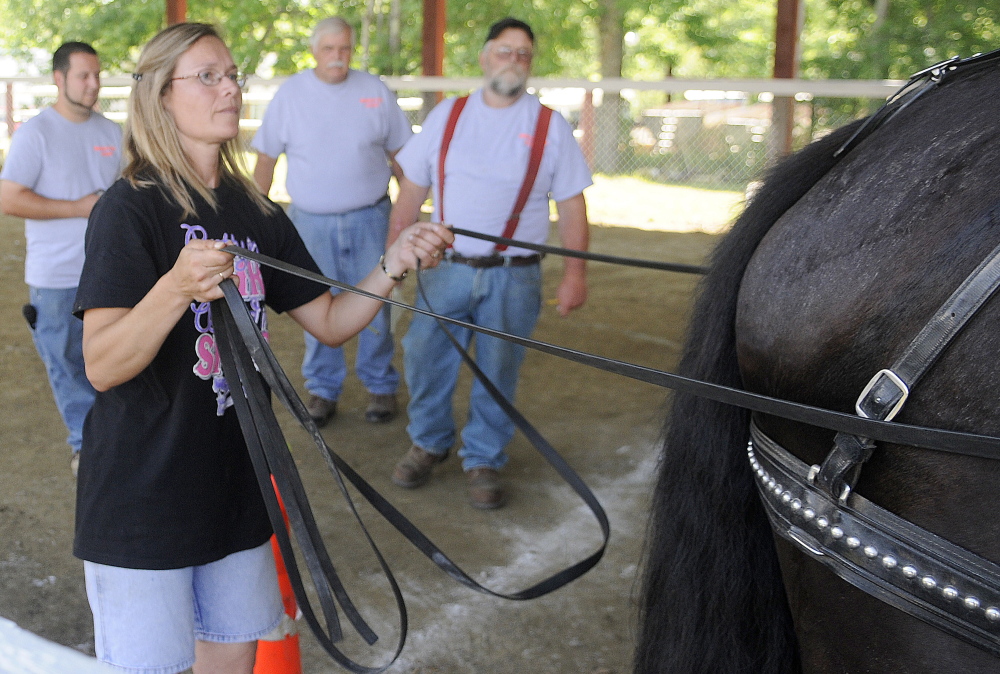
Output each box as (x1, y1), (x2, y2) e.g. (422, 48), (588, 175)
(0, 207), (720, 673)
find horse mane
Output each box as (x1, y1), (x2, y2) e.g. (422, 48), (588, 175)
(634, 120), (864, 674)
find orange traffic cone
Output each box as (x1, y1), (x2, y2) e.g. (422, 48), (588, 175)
(254, 480), (302, 674)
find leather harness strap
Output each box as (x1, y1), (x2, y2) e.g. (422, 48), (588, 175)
(438, 95), (554, 252)
(750, 421), (1000, 657)
(219, 232), (1000, 662)
(215, 281), (390, 673)
(816, 209), (1000, 500)
(835, 48), (1000, 158)
(752, 206), (1000, 651)
(449, 226), (709, 274)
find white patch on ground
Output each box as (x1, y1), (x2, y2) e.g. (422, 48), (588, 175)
(387, 442), (659, 671)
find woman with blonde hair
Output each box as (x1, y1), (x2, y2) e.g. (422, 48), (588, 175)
(72, 23), (450, 673)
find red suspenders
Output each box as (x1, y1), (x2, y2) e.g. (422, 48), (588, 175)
(438, 95), (554, 252)
(436, 96), (469, 226)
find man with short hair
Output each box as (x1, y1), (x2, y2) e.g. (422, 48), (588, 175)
(1, 42), (122, 476)
(387, 17), (592, 509)
(253, 17), (412, 427)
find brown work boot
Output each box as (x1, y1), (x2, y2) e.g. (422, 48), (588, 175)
(365, 393), (398, 423)
(306, 394), (337, 428)
(466, 468), (506, 510)
(392, 445), (448, 488)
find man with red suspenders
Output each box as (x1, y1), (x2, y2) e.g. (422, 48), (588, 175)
(386, 17), (592, 509)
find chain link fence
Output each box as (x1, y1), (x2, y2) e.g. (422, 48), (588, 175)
(379, 77), (903, 193)
(2, 75), (903, 202)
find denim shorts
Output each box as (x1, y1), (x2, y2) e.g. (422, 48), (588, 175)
(84, 541), (283, 673)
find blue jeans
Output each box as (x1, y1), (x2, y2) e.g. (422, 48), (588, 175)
(28, 286), (96, 454)
(402, 260), (542, 470)
(288, 200), (399, 401)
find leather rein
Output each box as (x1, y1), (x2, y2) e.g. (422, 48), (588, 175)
(213, 252), (611, 672)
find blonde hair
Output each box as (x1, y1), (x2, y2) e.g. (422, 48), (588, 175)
(123, 23), (272, 218)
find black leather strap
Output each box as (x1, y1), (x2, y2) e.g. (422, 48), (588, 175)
(215, 281), (396, 672)
(834, 47), (1000, 158)
(449, 226), (708, 275)
(222, 245), (1000, 459)
(213, 269), (611, 668)
(750, 420), (1000, 656)
(816, 229), (1000, 498)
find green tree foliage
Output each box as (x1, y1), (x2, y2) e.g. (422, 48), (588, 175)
(803, 0), (998, 79)
(623, 0), (776, 79)
(439, 1), (593, 76)
(0, 0), (358, 75)
(0, 0), (594, 77)
(620, 0), (998, 81)
(0, 0), (996, 81)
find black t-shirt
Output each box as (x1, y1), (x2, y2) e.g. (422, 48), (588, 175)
(73, 177), (326, 570)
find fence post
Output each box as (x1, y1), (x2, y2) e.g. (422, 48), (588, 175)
(6, 82), (13, 143)
(580, 91), (595, 169)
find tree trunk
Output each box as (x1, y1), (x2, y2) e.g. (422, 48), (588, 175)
(361, 0), (376, 69)
(595, 0), (625, 174)
(874, 0), (889, 28)
(389, 0), (401, 74)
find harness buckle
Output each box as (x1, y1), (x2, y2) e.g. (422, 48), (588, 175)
(855, 369), (909, 422)
(808, 464), (853, 503)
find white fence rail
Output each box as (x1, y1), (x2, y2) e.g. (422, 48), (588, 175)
(1, 75), (904, 191)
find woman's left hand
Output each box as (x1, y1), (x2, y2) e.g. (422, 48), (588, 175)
(382, 222), (454, 279)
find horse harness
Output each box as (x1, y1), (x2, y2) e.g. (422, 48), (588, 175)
(748, 222), (1000, 652)
(834, 48), (1000, 158)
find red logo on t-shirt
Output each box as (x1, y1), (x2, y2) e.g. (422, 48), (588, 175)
(359, 97), (383, 109)
(93, 145), (116, 157)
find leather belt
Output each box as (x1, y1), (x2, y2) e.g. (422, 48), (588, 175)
(447, 252), (543, 268)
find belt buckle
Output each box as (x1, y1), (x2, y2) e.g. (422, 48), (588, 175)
(855, 369), (909, 421)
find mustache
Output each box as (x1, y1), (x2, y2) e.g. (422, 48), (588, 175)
(323, 60), (348, 69)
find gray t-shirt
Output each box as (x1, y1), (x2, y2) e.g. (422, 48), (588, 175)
(1, 107), (122, 288)
(252, 69), (412, 214)
(396, 89), (593, 257)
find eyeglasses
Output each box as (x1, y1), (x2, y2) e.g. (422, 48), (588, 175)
(491, 46), (533, 62)
(171, 71), (248, 88)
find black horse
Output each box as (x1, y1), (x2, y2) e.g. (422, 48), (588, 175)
(635, 58), (1000, 673)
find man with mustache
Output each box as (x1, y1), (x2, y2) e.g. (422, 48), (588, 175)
(387, 17), (592, 509)
(253, 17), (411, 427)
(0, 42), (122, 477)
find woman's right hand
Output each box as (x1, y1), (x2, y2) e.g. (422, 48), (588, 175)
(167, 239), (236, 302)
(381, 222), (454, 280)
(82, 240), (235, 391)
